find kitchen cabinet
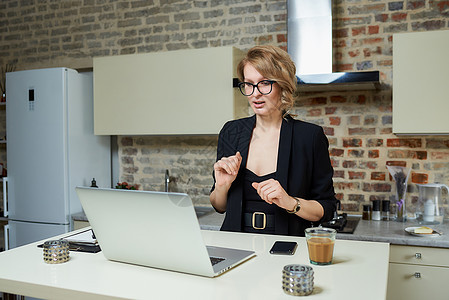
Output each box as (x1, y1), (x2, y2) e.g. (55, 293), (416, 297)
(93, 46), (248, 135)
(387, 244), (449, 300)
(393, 30), (449, 134)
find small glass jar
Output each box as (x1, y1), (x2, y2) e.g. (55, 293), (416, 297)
(362, 204), (372, 220)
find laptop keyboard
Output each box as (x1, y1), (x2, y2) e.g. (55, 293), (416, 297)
(210, 256), (225, 266)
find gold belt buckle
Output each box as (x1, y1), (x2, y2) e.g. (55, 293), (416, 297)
(252, 212), (266, 230)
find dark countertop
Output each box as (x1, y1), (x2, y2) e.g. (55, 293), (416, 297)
(73, 208), (449, 249)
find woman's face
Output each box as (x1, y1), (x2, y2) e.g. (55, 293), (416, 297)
(243, 63), (282, 118)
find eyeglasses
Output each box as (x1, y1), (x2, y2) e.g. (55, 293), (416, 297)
(238, 80), (276, 96)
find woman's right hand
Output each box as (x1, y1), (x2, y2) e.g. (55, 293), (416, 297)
(213, 152), (242, 189)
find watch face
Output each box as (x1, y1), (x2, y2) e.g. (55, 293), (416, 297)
(294, 203), (300, 212)
(294, 199), (301, 212)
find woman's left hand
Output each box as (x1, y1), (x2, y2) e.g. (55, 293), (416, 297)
(252, 179), (295, 210)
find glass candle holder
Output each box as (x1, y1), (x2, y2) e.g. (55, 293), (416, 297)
(282, 264), (314, 296)
(43, 239), (70, 264)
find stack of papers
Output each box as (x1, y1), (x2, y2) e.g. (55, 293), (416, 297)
(62, 229), (101, 253)
(64, 229), (97, 244)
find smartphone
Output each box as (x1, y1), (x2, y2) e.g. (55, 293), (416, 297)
(269, 241), (298, 255)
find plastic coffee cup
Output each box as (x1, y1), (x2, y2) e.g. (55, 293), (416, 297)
(305, 227), (336, 265)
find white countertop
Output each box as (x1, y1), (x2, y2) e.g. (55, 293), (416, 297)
(0, 228), (389, 300)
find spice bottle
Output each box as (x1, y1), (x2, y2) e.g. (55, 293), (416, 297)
(362, 204), (372, 220)
(382, 200), (390, 221)
(372, 200), (381, 221)
(90, 178), (98, 188)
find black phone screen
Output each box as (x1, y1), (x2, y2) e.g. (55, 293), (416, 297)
(269, 241), (298, 255)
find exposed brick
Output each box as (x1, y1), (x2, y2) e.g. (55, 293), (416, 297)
(430, 151), (449, 160)
(343, 138), (362, 147)
(426, 139), (449, 149)
(330, 95), (347, 103)
(387, 138), (422, 148)
(348, 194), (365, 202)
(363, 183), (391, 192)
(407, 1), (426, 10)
(348, 49), (360, 57)
(348, 116), (360, 125)
(341, 203), (359, 211)
(364, 115), (378, 125)
(308, 97), (327, 105)
(389, 2), (404, 11)
(348, 128), (376, 135)
(325, 107), (338, 115)
(329, 116), (341, 125)
(392, 12), (408, 22)
(333, 170), (345, 178)
(352, 26), (366, 36)
(360, 161), (378, 169)
(330, 158), (339, 168)
(276, 34), (287, 43)
(388, 150), (427, 160)
(334, 28), (349, 38)
(307, 108), (322, 117)
(348, 4), (386, 15)
(348, 149), (364, 157)
(342, 160), (357, 168)
(371, 172), (386, 181)
(386, 161), (407, 167)
(375, 13), (389, 22)
(334, 182), (360, 190)
(368, 25), (379, 34)
(323, 127), (334, 136)
(368, 150), (380, 158)
(431, 1), (449, 12)
(349, 171), (366, 179)
(414, 19), (447, 30)
(411, 173), (428, 184)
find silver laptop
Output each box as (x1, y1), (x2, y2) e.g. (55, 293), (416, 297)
(75, 187), (255, 277)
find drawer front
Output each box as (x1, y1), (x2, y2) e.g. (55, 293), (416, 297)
(390, 245), (449, 267)
(387, 263), (449, 300)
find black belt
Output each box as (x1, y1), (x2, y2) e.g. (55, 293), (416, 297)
(244, 212), (275, 230)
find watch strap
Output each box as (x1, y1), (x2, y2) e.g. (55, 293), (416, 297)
(287, 197), (301, 214)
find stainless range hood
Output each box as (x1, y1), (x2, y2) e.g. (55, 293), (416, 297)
(287, 0), (380, 92)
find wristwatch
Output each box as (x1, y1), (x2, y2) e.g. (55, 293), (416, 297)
(286, 197), (301, 214)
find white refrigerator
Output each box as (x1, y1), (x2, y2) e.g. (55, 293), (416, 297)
(3, 68), (111, 249)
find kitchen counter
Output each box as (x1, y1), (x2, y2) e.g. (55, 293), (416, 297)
(338, 218), (449, 248)
(0, 228), (389, 299)
(73, 209), (449, 248)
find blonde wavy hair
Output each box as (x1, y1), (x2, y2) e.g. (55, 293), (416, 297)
(237, 45), (297, 115)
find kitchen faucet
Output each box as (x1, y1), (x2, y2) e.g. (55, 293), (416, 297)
(165, 169), (169, 192)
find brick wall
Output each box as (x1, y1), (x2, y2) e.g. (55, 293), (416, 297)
(1, 0), (448, 217)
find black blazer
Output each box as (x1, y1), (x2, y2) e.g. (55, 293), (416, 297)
(212, 115), (337, 236)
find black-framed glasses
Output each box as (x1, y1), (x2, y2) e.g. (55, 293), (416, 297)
(238, 80), (276, 96)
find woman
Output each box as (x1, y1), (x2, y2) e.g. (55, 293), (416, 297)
(210, 45), (337, 236)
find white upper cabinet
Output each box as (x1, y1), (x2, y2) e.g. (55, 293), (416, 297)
(393, 30), (449, 135)
(93, 47), (248, 135)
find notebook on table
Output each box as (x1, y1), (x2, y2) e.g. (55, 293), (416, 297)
(75, 187), (255, 277)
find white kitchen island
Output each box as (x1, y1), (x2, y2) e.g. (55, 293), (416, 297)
(0, 229), (389, 300)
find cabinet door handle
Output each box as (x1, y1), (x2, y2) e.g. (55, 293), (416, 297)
(415, 253), (422, 259)
(414, 272), (421, 278)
